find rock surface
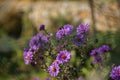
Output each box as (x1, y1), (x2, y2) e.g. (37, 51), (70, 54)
(0, 0), (119, 32)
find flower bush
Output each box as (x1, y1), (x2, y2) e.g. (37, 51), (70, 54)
(23, 23), (116, 80)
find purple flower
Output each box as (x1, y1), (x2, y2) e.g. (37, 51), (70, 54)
(24, 47), (29, 52)
(29, 34), (41, 50)
(56, 24), (74, 39)
(32, 43), (41, 51)
(56, 50), (71, 64)
(45, 78), (51, 80)
(36, 33), (48, 43)
(63, 24), (74, 35)
(90, 48), (100, 56)
(29, 33), (48, 50)
(110, 65), (120, 80)
(90, 48), (104, 64)
(77, 77), (84, 80)
(56, 29), (65, 39)
(39, 24), (45, 30)
(41, 36), (48, 43)
(93, 56), (104, 64)
(24, 48), (33, 64)
(98, 45), (110, 53)
(77, 24), (89, 35)
(34, 77), (40, 80)
(73, 35), (85, 46)
(48, 63), (59, 77)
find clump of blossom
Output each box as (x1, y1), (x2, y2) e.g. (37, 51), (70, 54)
(90, 48), (102, 64)
(73, 24), (89, 46)
(23, 23), (111, 79)
(63, 24), (74, 35)
(48, 63), (60, 77)
(24, 33), (50, 65)
(29, 33), (48, 51)
(56, 24), (73, 39)
(56, 29), (65, 39)
(56, 50), (71, 64)
(110, 65), (120, 80)
(48, 50), (71, 76)
(90, 45), (110, 64)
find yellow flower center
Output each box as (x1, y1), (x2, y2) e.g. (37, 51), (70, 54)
(52, 67), (56, 72)
(25, 55), (29, 60)
(61, 54), (66, 59)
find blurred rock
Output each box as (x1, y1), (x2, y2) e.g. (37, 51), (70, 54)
(0, 0), (120, 34)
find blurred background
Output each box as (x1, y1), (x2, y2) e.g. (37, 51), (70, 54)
(0, 0), (120, 80)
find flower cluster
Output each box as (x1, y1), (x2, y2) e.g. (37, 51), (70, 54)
(48, 63), (60, 77)
(29, 33), (49, 51)
(48, 50), (71, 76)
(24, 33), (50, 65)
(56, 24), (74, 40)
(110, 65), (120, 80)
(23, 23), (111, 80)
(90, 45), (110, 64)
(73, 24), (89, 46)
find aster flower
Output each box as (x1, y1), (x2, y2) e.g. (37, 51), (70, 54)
(56, 29), (65, 39)
(90, 48), (104, 64)
(48, 63), (59, 77)
(36, 33), (48, 43)
(31, 43), (41, 51)
(41, 36), (48, 43)
(73, 35), (85, 46)
(56, 24), (74, 39)
(23, 48), (33, 64)
(39, 24), (45, 30)
(29, 33), (48, 50)
(45, 78), (51, 80)
(110, 65), (120, 80)
(29, 34), (42, 50)
(98, 45), (110, 53)
(56, 50), (71, 64)
(90, 48), (100, 56)
(63, 24), (74, 35)
(77, 24), (89, 35)
(77, 77), (84, 80)
(29, 36), (38, 47)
